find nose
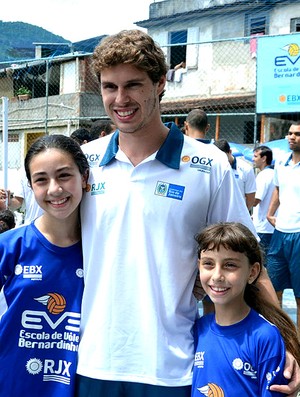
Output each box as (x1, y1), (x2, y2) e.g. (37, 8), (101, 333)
(47, 179), (62, 195)
(115, 87), (129, 105)
(212, 267), (224, 282)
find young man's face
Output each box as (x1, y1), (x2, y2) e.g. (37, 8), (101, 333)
(252, 150), (265, 170)
(288, 124), (300, 152)
(100, 64), (166, 135)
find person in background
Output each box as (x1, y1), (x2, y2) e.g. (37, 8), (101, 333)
(193, 222), (300, 397)
(90, 120), (116, 139)
(267, 121), (300, 333)
(70, 128), (93, 145)
(0, 134), (89, 397)
(76, 29), (299, 397)
(0, 167), (44, 225)
(0, 208), (16, 233)
(184, 109), (211, 144)
(252, 145), (276, 258)
(214, 138), (256, 211)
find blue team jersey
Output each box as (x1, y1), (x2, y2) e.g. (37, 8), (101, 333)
(192, 309), (287, 397)
(0, 222), (84, 397)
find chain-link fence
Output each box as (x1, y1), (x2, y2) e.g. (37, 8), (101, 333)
(1, 5), (300, 181)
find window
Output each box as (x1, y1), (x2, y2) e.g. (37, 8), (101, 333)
(169, 30), (187, 69)
(245, 13), (269, 37)
(291, 18), (300, 33)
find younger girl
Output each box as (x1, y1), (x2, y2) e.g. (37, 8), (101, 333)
(0, 135), (89, 397)
(193, 222), (300, 397)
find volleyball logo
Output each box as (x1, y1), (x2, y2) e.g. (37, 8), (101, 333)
(198, 382), (225, 397)
(34, 292), (66, 314)
(282, 43), (300, 57)
(288, 43), (300, 56)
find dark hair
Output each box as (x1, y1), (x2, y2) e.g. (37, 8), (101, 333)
(186, 109), (208, 132)
(195, 222), (300, 364)
(254, 145), (273, 166)
(0, 209), (16, 232)
(291, 120), (300, 127)
(70, 128), (92, 145)
(92, 29), (168, 101)
(90, 120), (115, 139)
(25, 134), (89, 186)
(213, 138), (231, 154)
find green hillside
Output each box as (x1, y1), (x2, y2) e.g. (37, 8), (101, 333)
(0, 20), (70, 63)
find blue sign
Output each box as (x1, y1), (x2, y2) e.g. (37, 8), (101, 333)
(256, 33), (300, 113)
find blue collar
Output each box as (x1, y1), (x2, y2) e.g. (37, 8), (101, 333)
(196, 138), (211, 144)
(284, 153), (293, 166)
(231, 156), (237, 170)
(99, 122), (184, 169)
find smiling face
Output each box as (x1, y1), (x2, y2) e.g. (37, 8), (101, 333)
(100, 64), (166, 135)
(29, 148), (87, 222)
(199, 245), (260, 318)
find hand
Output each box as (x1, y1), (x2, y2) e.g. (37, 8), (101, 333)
(270, 351), (300, 396)
(0, 189), (8, 200)
(267, 215), (276, 228)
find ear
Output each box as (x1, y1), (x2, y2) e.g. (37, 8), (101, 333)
(157, 75), (166, 96)
(82, 170), (89, 189)
(248, 262), (261, 284)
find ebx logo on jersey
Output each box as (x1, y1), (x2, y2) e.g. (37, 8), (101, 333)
(18, 293), (80, 352)
(26, 358), (72, 385)
(15, 263), (43, 281)
(182, 155), (213, 174)
(194, 351), (205, 368)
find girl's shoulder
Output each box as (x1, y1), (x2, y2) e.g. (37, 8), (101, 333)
(0, 224), (30, 245)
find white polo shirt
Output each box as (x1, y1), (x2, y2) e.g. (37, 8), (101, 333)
(231, 156), (256, 198)
(274, 153), (300, 233)
(252, 167), (275, 234)
(78, 123), (257, 386)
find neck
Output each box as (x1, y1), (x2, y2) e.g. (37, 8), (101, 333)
(119, 122), (169, 166)
(214, 302), (250, 326)
(186, 129), (205, 139)
(292, 151), (300, 164)
(35, 212), (80, 247)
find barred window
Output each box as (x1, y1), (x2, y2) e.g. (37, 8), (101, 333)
(290, 18), (300, 33)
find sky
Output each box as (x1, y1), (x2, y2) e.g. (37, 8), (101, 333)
(1, 0), (156, 42)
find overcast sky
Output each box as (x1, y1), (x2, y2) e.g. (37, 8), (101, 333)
(1, 0), (155, 42)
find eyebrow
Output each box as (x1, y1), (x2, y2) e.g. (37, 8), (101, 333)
(31, 166), (73, 177)
(101, 77), (146, 85)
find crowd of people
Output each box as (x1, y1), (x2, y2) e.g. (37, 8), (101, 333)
(0, 29), (299, 397)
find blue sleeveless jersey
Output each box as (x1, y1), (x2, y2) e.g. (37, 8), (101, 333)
(0, 222), (84, 397)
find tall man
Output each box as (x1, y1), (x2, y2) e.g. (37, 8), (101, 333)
(267, 121), (300, 332)
(77, 30), (299, 397)
(252, 145), (275, 257)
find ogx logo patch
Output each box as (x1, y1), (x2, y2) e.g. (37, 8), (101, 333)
(182, 155), (213, 174)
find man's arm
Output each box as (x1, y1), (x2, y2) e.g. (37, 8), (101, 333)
(245, 192), (255, 210)
(253, 197), (261, 207)
(8, 195), (23, 211)
(267, 186), (279, 227)
(256, 265), (280, 307)
(270, 351), (300, 397)
(0, 189), (23, 211)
